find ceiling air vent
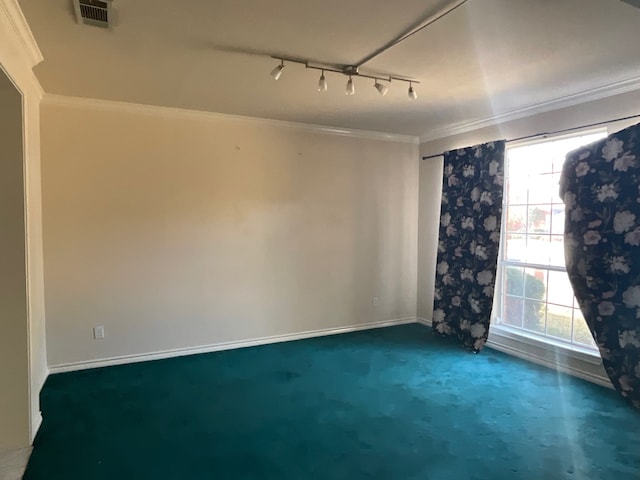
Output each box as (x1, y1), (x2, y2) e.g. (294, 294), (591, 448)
(73, 0), (112, 28)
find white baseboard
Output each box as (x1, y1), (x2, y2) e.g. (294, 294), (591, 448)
(47, 317), (612, 391)
(30, 367), (49, 443)
(49, 317), (417, 374)
(416, 317), (432, 326)
(30, 411), (42, 443)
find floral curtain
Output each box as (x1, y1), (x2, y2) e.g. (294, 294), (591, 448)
(560, 123), (640, 409)
(432, 141), (505, 351)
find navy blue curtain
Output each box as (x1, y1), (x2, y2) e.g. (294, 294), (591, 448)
(561, 123), (640, 409)
(432, 141), (505, 351)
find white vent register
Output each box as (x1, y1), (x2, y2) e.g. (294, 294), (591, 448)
(73, 0), (112, 28)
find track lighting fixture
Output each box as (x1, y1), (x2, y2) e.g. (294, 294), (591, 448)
(374, 80), (389, 97)
(270, 59), (285, 80)
(268, 56), (419, 100)
(345, 76), (355, 95)
(408, 82), (418, 100)
(259, 1), (472, 101)
(317, 70), (327, 92)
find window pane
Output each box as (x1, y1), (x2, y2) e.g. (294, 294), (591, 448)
(502, 296), (524, 328)
(526, 235), (550, 265)
(523, 299), (545, 333)
(552, 153), (567, 174)
(528, 205), (551, 234)
(505, 234), (526, 262)
(526, 151), (553, 176)
(551, 206), (565, 235)
(550, 235), (565, 267)
(504, 267), (524, 296)
(551, 173), (562, 201)
(546, 304), (572, 341)
(573, 308), (597, 348)
(507, 150), (530, 177)
(524, 268), (547, 300)
(507, 175), (528, 205)
(506, 206), (527, 233)
(547, 270), (574, 307)
(528, 174), (554, 204)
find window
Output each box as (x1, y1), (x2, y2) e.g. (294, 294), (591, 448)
(492, 131), (608, 352)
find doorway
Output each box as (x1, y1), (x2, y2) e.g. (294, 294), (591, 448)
(0, 68), (31, 455)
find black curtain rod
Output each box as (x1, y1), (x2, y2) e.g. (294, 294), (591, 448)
(421, 113), (640, 160)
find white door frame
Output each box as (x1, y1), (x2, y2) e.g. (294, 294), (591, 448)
(0, 0), (47, 445)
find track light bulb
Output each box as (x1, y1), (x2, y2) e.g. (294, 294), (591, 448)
(408, 83), (417, 100)
(374, 81), (389, 96)
(346, 76), (355, 95)
(270, 60), (285, 80)
(318, 71), (327, 92)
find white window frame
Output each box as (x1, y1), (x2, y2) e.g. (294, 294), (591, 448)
(490, 129), (609, 360)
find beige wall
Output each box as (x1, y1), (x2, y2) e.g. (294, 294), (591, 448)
(0, 78), (30, 450)
(417, 88), (640, 321)
(41, 100), (419, 367)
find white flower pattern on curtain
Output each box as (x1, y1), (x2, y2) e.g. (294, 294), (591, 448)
(432, 141), (505, 352)
(561, 123), (640, 409)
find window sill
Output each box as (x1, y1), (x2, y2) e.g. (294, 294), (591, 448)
(486, 324), (612, 389)
(490, 324), (600, 361)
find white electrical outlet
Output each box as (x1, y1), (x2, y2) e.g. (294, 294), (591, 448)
(93, 325), (105, 339)
(372, 296), (380, 306)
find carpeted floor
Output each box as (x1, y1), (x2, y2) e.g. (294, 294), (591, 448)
(24, 323), (640, 479)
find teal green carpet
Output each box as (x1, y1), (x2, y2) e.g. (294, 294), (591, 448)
(25, 324), (640, 479)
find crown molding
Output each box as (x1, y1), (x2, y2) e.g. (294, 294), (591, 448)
(0, 0), (43, 68)
(43, 94), (420, 144)
(419, 75), (640, 144)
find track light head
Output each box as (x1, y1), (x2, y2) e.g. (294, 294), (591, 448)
(346, 76), (355, 95)
(408, 82), (418, 100)
(270, 60), (285, 80)
(374, 81), (389, 97)
(318, 71), (327, 92)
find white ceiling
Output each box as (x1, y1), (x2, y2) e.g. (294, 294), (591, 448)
(18, 0), (640, 138)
